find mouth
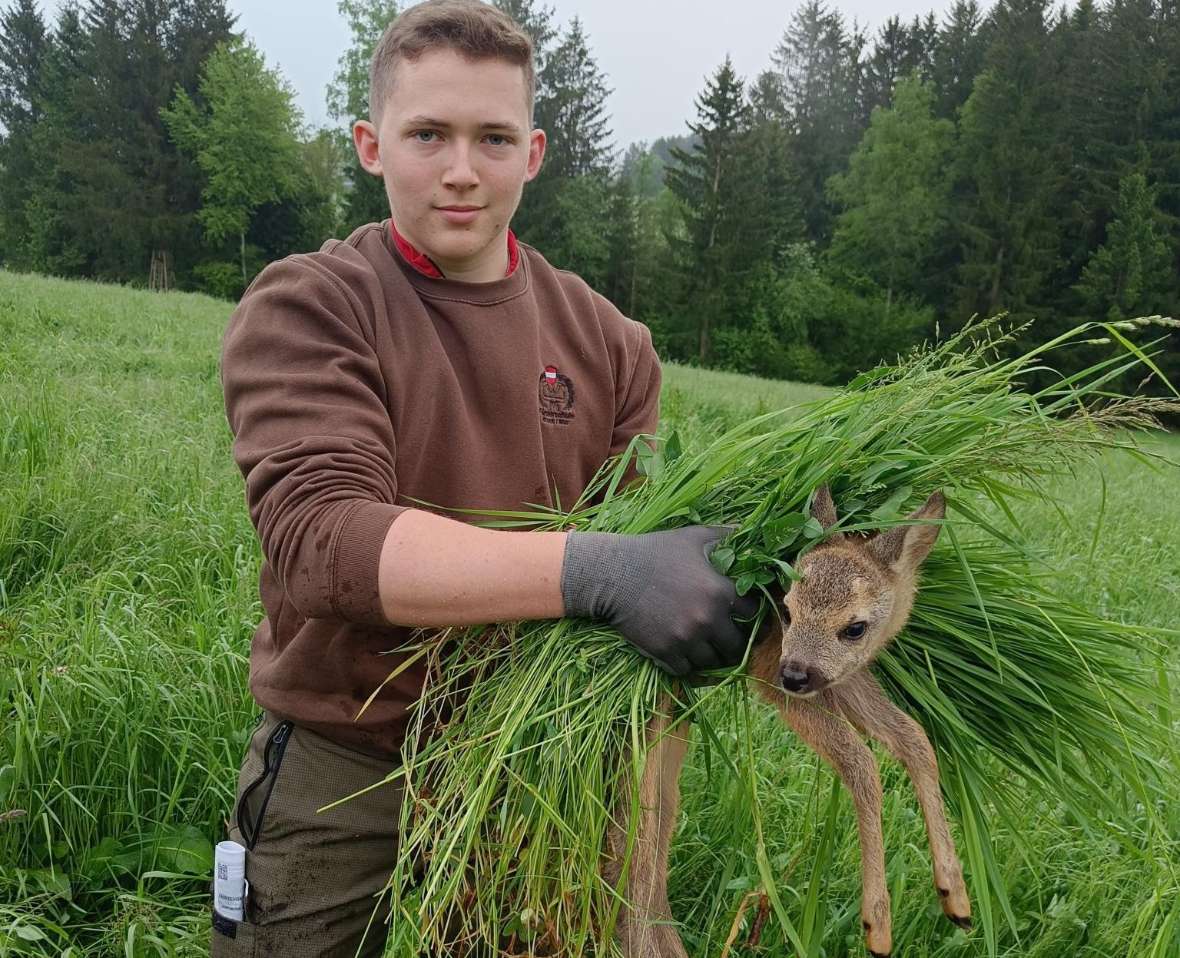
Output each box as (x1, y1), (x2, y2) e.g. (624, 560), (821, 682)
(435, 206), (483, 225)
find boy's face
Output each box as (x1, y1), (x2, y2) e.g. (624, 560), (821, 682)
(353, 47), (546, 282)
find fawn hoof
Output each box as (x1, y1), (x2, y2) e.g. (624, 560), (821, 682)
(862, 917), (892, 956)
(937, 879), (972, 930)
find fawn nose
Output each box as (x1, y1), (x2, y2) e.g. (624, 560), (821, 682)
(780, 662), (812, 693)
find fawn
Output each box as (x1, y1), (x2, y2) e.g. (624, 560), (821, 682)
(605, 486), (971, 958)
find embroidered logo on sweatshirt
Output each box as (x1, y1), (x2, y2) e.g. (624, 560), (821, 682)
(539, 365), (575, 425)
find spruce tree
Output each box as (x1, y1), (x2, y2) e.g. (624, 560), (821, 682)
(493, 0), (557, 241)
(619, 141), (656, 197)
(860, 15), (936, 121)
(1075, 171), (1173, 320)
(166, 0), (238, 85)
(536, 17), (613, 180)
(26, 0), (142, 279)
(664, 55), (749, 361)
(733, 73), (806, 265)
(949, 0), (1066, 328)
(0, 0), (45, 132)
(20, 3), (97, 275)
(0, 0), (48, 264)
(607, 146), (674, 325)
(1096, 0), (1180, 270)
(14, 0), (236, 281)
(494, 0), (557, 80)
(1054, 0), (1108, 279)
(747, 68), (786, 124)
(772, 0), (866, 242)
(513, 15), (614, 277)
(72, 0), (160, 279)
(931, 0), (988, 119)
(603, 171), (637, 312)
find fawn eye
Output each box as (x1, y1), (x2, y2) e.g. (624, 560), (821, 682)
(841, 621), (868, 641)
(781, 605), (791, 627)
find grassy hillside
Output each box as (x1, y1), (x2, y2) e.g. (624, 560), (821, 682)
(1, 269), (1177, 956)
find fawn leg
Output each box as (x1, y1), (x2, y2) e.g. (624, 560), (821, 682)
(605, 691), (691, 958)
(833, 671), (971, 929)
(749, 639), (892, 954)
(787, 693), (893, 957)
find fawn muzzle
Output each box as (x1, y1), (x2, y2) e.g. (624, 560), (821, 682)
(780, 661), (826, 695)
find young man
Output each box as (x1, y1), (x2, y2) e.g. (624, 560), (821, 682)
(213, 2), (755, 954)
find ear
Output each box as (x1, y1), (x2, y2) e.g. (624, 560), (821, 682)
(810, 485), (839, 531)
(867, 491), (946, 571)
(524, 128), (547, 182)
(353, 119), (383, 177)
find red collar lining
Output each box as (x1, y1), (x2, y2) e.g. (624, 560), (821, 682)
(390, 221), (519, 279)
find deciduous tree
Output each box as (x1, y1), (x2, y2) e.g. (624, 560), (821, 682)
(828, 74), (953, 314)
(327, 0), (399, 230)
(162, 38), (304, 282)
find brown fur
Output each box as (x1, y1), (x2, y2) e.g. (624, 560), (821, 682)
(605, 487), (970, 958)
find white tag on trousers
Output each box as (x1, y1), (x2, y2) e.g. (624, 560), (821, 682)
(214, 840), (248, 921)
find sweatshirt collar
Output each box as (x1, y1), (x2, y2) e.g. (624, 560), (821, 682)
(382, 219), (530, 305)
(390, 220), (520, 279)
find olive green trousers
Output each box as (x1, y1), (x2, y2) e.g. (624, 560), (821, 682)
(210, 712), (404, 958)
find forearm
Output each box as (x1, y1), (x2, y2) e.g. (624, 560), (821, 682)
(378, 511), (757, 677)
(377, 508), (568, 627)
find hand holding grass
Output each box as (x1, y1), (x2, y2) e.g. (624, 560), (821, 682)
(561, 526), (761, 676)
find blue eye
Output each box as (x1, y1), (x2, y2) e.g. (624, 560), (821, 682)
(414, 131), (437, 142)
(841, 621), (867, 641)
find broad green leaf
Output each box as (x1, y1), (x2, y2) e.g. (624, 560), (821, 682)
(710, 546), (735, 574)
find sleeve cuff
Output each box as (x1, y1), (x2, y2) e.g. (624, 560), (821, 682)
(332, 500), (409, 626)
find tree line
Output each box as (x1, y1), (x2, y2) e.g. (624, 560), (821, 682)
(1, 0), (1177, 394)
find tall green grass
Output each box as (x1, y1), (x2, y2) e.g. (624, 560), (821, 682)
(1, 271), (1178, 957)
(1, 274), (258, 955)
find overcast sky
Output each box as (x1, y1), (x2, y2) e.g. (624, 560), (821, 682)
(229, 0), (998, 151)
(39, 0), (995, 152)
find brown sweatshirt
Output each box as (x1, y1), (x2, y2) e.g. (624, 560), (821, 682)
(220, 221), (661, 758)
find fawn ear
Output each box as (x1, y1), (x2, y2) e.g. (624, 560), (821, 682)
(867, 491), (946, 571)
(809, 485), (841, 534)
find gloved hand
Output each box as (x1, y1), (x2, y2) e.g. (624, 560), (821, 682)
(560, 525), (761, 676)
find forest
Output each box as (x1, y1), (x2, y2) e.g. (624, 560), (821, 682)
(0, 0), (1177, 390)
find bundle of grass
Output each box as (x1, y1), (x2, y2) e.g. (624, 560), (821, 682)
(357, 319), (1177, 957)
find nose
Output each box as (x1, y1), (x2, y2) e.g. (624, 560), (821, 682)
(442, 142), (479, 189)
(780, 662), (812, 693)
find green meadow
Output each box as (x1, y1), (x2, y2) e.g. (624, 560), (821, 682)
(1, 268), (1178, 957)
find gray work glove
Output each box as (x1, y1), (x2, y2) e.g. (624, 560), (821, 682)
(560, 526), (761, 677)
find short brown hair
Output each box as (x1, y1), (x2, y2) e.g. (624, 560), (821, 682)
(369, 0), (535, 127)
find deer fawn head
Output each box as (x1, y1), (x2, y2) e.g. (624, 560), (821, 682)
(775, 486), (945, 697)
